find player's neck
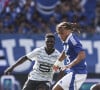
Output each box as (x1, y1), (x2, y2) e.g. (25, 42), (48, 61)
(45, 48), (55, 55)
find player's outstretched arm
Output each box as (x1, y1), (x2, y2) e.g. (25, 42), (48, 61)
(4, 56), (28, 75)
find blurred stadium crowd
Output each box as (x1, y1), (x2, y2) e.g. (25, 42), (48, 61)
(0, 0), (99, 37)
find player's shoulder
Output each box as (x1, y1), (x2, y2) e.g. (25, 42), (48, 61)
(32, 46), (45, 52)
(54, 48), (60, 54)
(69, 33), (81, 45)
(55, 48), (60, 52)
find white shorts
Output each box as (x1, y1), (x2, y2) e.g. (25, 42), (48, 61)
(54, 72), (87, 90)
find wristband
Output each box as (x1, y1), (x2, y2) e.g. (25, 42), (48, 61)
(54, 60), (61, 66)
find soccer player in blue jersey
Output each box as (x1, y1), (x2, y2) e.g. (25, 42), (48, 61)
(52, 22), (87, 90)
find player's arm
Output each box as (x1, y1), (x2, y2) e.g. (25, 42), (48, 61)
(53, 51), (66, 71)
(54, 51), (66, 66)
(56, 69), (65, 81)
(4, 55), (29, 75)
(66, 51), (86, 69)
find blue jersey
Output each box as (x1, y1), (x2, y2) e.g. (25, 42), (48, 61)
(63, 33), (87, 74)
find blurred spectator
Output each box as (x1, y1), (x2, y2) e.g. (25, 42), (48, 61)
(0, 0), (9, 13)
(95, 1), (100, 34)
(17, 20), (32, 34)
(0, 19), (4, 33)
(22, 0), (35, 22)
(48, 16), (56, 33)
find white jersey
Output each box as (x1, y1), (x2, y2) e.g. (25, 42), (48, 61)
(26, 46), (60, 82)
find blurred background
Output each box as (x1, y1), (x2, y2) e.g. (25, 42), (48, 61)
(0, 0), (100, 90)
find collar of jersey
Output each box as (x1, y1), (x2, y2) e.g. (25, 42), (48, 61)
(63, 33), (72, 44)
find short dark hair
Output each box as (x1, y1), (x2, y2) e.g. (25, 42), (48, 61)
(45, 33), (55, 39)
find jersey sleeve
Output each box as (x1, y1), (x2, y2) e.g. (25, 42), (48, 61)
(26, 48), (40, 61)
(70, 35), (84, 53)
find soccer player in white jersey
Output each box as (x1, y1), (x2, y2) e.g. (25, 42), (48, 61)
(4, 33), (61, 90)
(52, 22), (87, 90)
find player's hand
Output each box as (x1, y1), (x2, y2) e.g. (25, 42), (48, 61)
(4, 67), (13, 75)
(60, 65), (70, 71)
(53, 65), (59, 72)
(60, 66), (67, 71)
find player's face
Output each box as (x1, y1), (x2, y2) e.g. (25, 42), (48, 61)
(45, 37), (55, 50)
(57, 28), (70, 41)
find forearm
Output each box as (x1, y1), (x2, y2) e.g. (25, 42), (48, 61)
(11, 56), (28, 69)
(54, 51), (66, 66)
(4, 56), (28, 74)
(68, 51), (86, 68)
(59, 51), (66, 61)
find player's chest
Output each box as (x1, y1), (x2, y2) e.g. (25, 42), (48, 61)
(37, 53), (57, 64)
